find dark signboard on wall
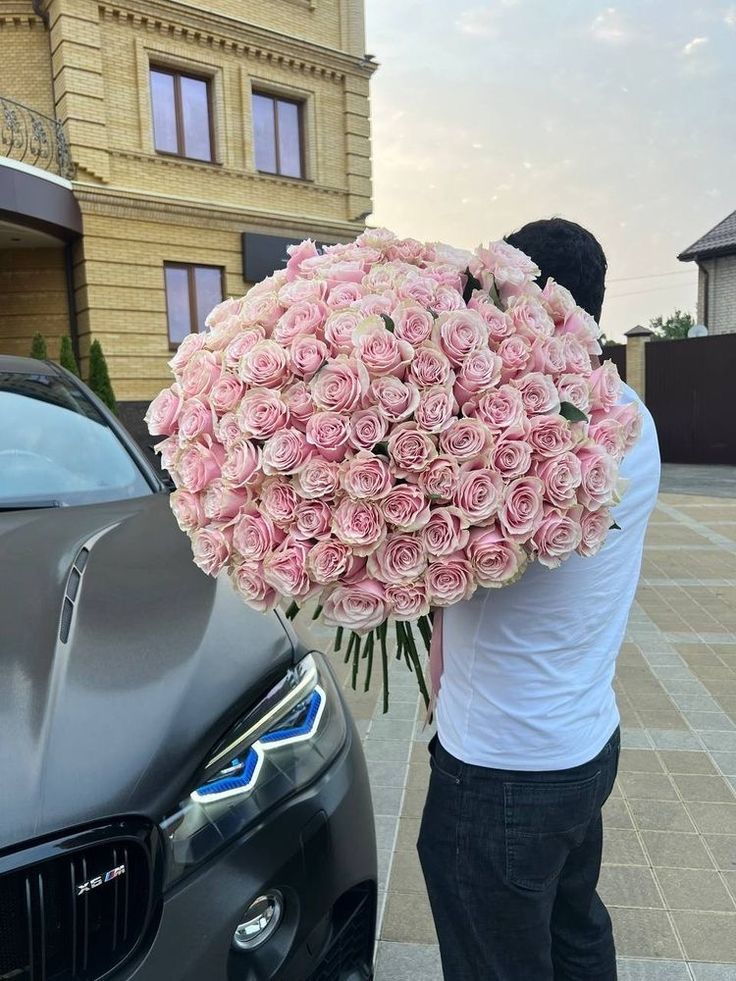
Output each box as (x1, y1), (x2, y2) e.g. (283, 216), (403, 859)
(242, 232), (341, 284)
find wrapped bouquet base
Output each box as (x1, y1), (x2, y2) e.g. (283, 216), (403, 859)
(147, 229), (641, 711)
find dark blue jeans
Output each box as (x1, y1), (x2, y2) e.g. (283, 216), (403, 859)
(417, 728), (620, 981)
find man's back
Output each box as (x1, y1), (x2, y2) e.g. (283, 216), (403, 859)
(436, 382), (661, 771)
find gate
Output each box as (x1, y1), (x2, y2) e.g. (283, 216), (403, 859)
(645, 333), (736, 464)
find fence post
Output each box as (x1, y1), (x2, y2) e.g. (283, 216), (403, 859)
(624, 325), (654, 401)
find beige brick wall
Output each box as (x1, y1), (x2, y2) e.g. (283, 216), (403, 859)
(0, 2), (54, 116)
(700, 256), (736, 336)
(0, 247), (70, 357)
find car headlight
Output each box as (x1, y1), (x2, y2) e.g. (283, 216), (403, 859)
(161, 653), (347, 889)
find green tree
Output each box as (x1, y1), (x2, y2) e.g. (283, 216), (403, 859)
(649, 309), (695, 340)
(59, 335), (80, 377)
(87, 339), (117, 414)
(29, 333), (48, 360)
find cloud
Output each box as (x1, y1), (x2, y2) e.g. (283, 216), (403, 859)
(455, 7), (499, 38)
(725, 6), (736, 27)
(682, 36), (708, 55)
(591, 7), (628, 43)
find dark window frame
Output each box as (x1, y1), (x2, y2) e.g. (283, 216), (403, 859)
(150, 65), (216, 163)
(252, 90), (306, 179)
(164, 262), (224, 349)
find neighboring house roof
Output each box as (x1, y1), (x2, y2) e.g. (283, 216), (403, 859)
(679, 208), (736, 261)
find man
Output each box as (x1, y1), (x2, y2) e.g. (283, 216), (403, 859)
(417, 218), (661, 980)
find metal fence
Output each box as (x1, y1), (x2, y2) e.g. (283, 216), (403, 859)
(1, 96), (75, 180)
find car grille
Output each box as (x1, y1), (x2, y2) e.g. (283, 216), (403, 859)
(309, 883), (375, 981)
(0, 820), (159, 981)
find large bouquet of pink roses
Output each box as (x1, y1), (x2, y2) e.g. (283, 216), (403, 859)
(147, 229), (640, 708)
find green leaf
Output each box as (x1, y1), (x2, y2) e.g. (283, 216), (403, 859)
(559, 401), (589, 424)
(380, 314), (395, 333)
(462, 268), (482, 304)
(284, 601), (300, 620)
(610, 520), (622, 531)
(373, 441), (389, 456)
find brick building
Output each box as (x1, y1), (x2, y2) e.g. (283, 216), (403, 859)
(0, 0), (375, 420)
(679, 208), (736, 335)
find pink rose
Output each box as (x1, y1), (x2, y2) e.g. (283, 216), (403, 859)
(191, 526), (232, 577)
(240, 292), (283, 330)
(528, 337), (567, 375)
(293, 499), (332, 540)
(181, 350), (223, 398)
(324, 310), (363, 354)
(305, 411), (351, 463)
(499, 475), (546, 543)
(353, 293), (395, 317)
(387, 423), (438, 478)
(578, 507), (612, 557)
(230, 561), (278, 613)
(247, 270), (288, 296)
(421, 507), (469, 557)
(341, 450), (392, 500)
(332, 498), (386, 555)
(385, 582), (430, 621)
(439, 418), (493, 463)
(392, 301), (435, 346)
(311, 356), (369, 413)
(528, 415), (575, 458)
(294, 456), (341, 499)
(146, 385), (183, 436)
(224, 328), (266, 373)
(222, 437), (262, 487)
(178, 439), (225, 493)
(398, 275), (437, 308)
(425, 553), (476, 607)
(272, 300), (328, 346)
(589, 417), (626, 461)
(233, 508), (285, 561)
(453, 464), (504, 526)
(307, 539), (356, 585)
(432, 284), (466, 313)
(576, 445), (619, 510)
(169, 332), (206, 374)
(203, 480), (249, 521)
(260, 477), (299, 525)
(178, 399), (215, 441)
(283, 382), (315, 431)
(562, 335), (592, 375)
(589, 361), (622, 412)
(468, 292), (515, 343)
(239, 340), (290, 389)
(278, 278), (329, 306)
(263, 537), (313, 598)
(415, 386), (457, 434)
(540, 279), (577, 324)
(532, 506), (583, 569)
(354, 319), (414, 378)
(605, 401), (642, 451)
(236, 387), (289, 440)
(205, 296), (242, 330)
(357, 226), (398, 251)
(386, 236), (430, 264)
(559, 307), (602, 356)
(170, 489), (205, 533)
(432, 310), (488, 367)
(467, 525), (528, 588)
(290, 336), (328, 380)
(490, 437), (532, 478)
(381, 484), (431, 532)
(156, 435), (181, 476)
(470, 240), (540, 288)
(326, 281), (364, 308)
(209, 372), (244, 415)
(417, 455), (460, 501)
(513, 372), (561, 415)
(407, 344), (454, 389)
(534, 452), (582, 508)
(557, 374), (592, 414)
(348, 407), (389, 451)
(497, 335), (532, 382)
(367, 533), (428, 583)
(262, 427), (312, 476)
(367, 376), (420, 423)
(206, 311), (243, 348)
(322, 578), (387, 633)
(454, 350), (502, 405)
(285, 239), (319, 281)
(472, 384), (526, 433)
(507, 296), (555, 340)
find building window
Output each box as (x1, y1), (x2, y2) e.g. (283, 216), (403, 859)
(164, 263), (224, 346)
(252, 92), (304, 178)
(151, 67), (213, 162)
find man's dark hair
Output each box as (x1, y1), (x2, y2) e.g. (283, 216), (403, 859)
(505, 218), (607, 321)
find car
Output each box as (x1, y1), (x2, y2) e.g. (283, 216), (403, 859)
(0, 355), (377, 981)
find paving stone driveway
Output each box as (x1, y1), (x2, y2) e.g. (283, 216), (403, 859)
(299, 470), (736, 980)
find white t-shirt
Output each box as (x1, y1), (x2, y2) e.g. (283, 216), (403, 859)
(436, 384), (661, 771)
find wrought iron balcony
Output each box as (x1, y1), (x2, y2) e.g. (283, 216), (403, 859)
(1, 96), (75, 180)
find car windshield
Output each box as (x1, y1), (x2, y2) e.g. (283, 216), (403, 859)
(0, 371), (153, 507)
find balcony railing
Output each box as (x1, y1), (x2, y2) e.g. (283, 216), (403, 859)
(1, 96), (75, 180)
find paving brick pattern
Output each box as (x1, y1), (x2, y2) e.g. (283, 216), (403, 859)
(298, 481), (736, 980)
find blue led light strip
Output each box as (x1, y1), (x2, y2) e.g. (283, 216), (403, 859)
(191, 686), (325, 804)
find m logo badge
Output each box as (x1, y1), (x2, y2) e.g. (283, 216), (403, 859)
(76, 864), (126, 897)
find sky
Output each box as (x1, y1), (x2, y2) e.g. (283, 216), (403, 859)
(364, 0), (736, 340)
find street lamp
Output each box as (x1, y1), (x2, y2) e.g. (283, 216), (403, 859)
(687, 323), (708, 338)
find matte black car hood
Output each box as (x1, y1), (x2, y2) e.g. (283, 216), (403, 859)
(0, 494), (297, 850)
